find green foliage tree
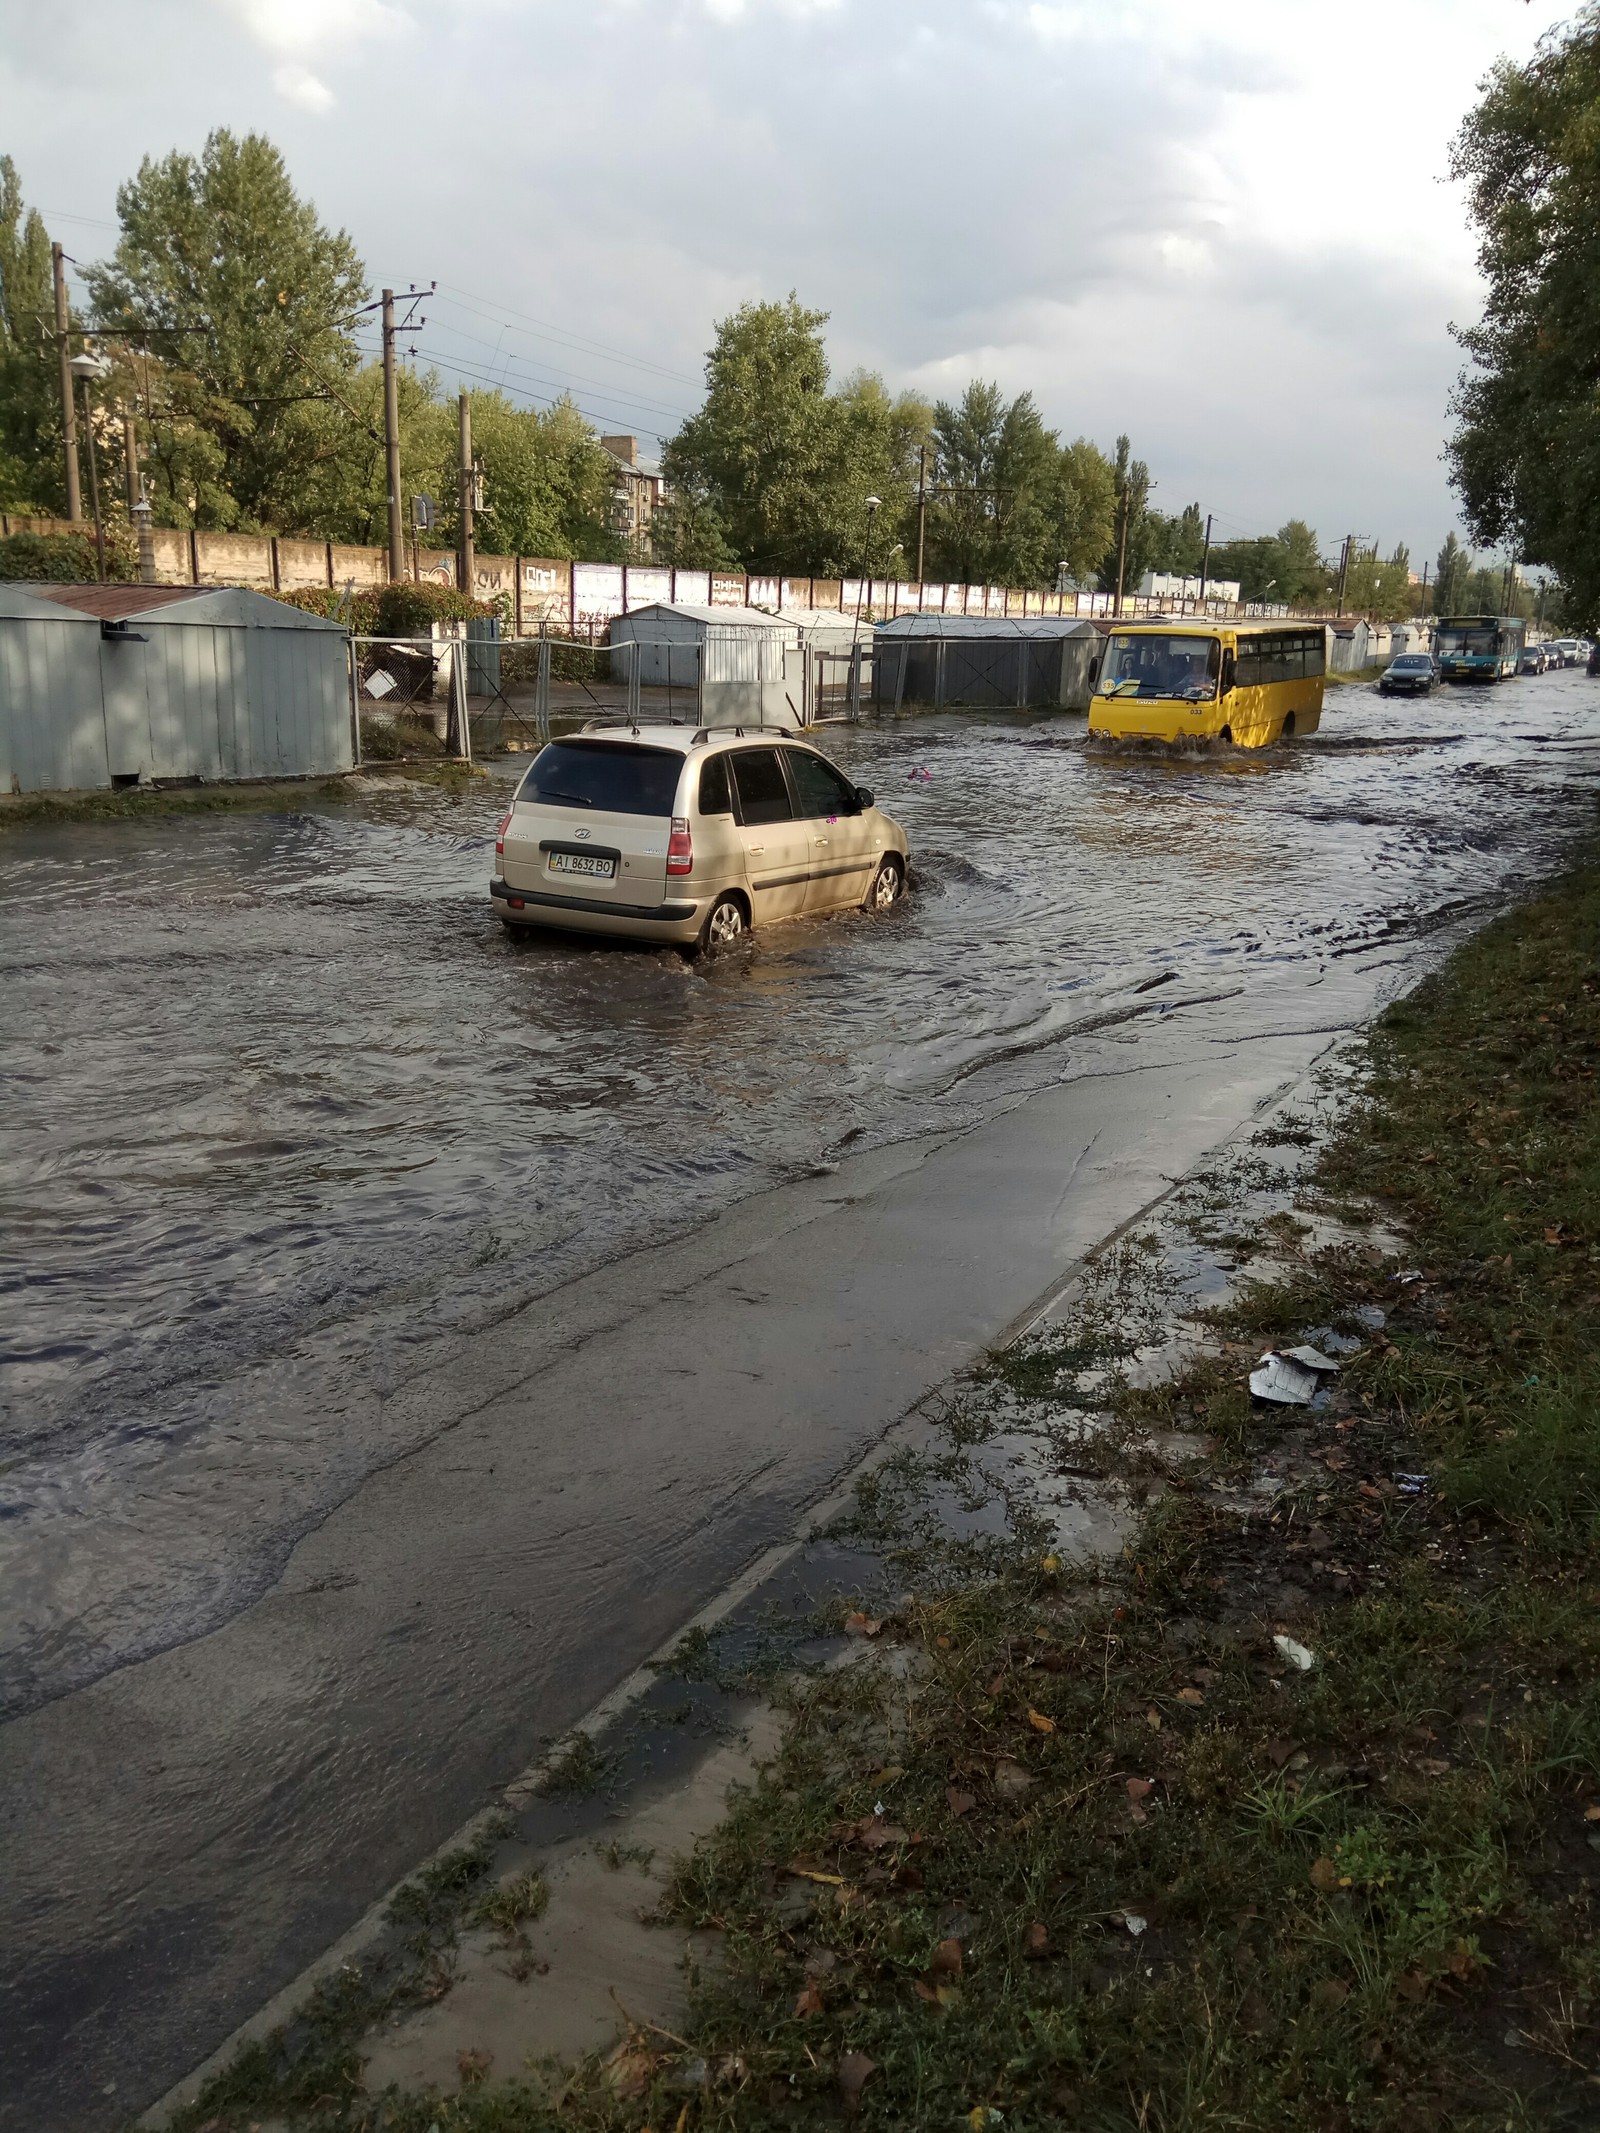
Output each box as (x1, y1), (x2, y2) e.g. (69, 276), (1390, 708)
(1433, 532), (1474, 614)
(0, 157), (62, 511)
(1207, 521), (1330, 606)
(1095, 435), (1158, 596)
(1446, 9), (1600, 622)
(1144, 502), (1206, 580)
(924, 381), (1062, 587)
(1342, 542), (1416, 622)
(426, 391), (623, 562)
(1052, 438), (1118, 587)
(661, 297), (926, 577)
(86, 130), (369, 532)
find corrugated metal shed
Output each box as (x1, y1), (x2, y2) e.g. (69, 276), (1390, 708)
(0, 583), (352, 794)
(873, 612), (1100, 710)
(610, 603), (799, 686)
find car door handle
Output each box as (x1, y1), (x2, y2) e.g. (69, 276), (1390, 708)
(813, 836), (829, 847)
(748, 843), (764, 855)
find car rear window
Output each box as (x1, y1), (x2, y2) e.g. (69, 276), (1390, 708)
(519, 740), (682, 817)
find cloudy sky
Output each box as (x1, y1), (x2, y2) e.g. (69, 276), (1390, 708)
(0, 0), (1576, 566)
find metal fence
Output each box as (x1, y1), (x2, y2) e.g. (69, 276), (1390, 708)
(872, 631), (1097, 711)
(351, 633), (472, 762)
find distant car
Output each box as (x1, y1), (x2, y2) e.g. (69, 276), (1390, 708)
(1549, 638), (1581, 667)
(1519, 645), (1548, 674)
(491, 723), (909, 954)
(1378, 652), (1436, 696)
(1589, 642), (1600, 676)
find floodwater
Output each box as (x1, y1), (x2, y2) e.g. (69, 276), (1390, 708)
(4, 676), (1600, 1724)
(4, 669), (1600, 2122)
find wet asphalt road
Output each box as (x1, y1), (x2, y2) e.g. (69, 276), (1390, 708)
(4, 670), (1600, 2126)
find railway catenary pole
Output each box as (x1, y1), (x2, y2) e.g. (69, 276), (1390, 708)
(457, 391), (475, 596)
(52, 243), (81, 521)
(1197, 511), (1213, 603)
(915, 444), (927, 584)
(382, 289), (404, 583)
(1336, 534), (1352, 618)
(1112, 476), (1130, 618)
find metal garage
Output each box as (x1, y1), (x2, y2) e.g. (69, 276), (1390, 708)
(873, 614), (1103, 711)
(0, 583), (353, 794)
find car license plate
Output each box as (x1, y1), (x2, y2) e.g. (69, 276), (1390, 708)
(548, 851), (615, 879)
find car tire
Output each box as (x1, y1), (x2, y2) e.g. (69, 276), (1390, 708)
(1281, 712), (1296, 737)
(865, 854), (905, 912)
(695, 892), (748, 959)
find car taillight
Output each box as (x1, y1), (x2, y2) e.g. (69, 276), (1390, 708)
(666, 815), (692, 875)
(495, 809), (512, 859)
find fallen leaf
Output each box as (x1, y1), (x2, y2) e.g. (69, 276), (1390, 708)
(795, 1984), (825, 2017)
(946, 1786), (977, 1818)
(913, 1979), (939, 2003)
(993, 1758), (1035, 1802)
(1027, 1707), (1057, 1735)
(936, 1982), (964, 2006)
(1396, 1969), (1429, 2003)
(838, 2051), (878, 2114)
(1040, 1552), (1062, 1577)
(1125, 1776), (1154, 1802)
(1146, 1708), (1163, 1731)
(1417, 1758), (1452, 1778)
(1446, 1940), (1476, 1980)
(936, 1635), (952, 1650)
(854, 1816), (909, 1851)
(844, 1612), (884, 1638)
(930, 1936), (964, 1976)
(1026, 1920), (1050, 1957)
(605, 2042), (661, 2099)
(872, 1765), (905, 1787)
(1583, 1804), (1600, 1823)
(1177, 1686), (1205, 1707)
(1313, 1976), (1350, 2011)
(1310, 1857), (1340, 1892)
(457, 2046), (493, 2085)
(785, 1865), (846, 1886)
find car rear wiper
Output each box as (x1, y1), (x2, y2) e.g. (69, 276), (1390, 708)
(535, 788), (594, 807)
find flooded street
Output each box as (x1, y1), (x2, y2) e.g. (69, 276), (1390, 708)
(4, 670), (1600, 2126)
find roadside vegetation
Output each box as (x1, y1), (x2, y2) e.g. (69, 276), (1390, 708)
(164, 867), (1600, 2132)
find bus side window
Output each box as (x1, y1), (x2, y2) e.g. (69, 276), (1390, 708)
(1220, 647), (1236, 694)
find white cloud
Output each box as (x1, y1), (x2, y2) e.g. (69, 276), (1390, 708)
(270, 61), (335, 111)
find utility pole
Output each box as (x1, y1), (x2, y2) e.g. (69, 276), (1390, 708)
(457, 391), (475, 595)
(381, 289), (404, 583)
(122, 399), (140, 516)
(1197, 511), (1213, 603)
(915, 444), (928, 585)
(53, 243), (81, 521)
(1335, 534), (1352, 618)
(1113, 477), (1131, 618)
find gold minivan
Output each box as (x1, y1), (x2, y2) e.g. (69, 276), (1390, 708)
(491, 723), (910, 954)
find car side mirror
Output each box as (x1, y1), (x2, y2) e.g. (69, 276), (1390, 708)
(854, 785), (874, 810)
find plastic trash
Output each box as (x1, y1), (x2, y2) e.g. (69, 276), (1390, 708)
(907, 766), (932, 782)
(1249, 1347), (1339, 1405)
(1273, 1634), (1317, 1671)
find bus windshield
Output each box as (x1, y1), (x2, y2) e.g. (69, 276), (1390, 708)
(1437, 624), (1497, 656)
(1099, 633), (1220, 701)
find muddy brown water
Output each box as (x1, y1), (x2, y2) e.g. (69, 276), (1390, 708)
(4, 672), (1600, 2126)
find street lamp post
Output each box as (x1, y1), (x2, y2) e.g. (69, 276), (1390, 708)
(69, 350), (112, 583)
(851, 496), (880, 720)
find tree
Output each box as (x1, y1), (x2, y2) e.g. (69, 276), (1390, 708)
(1051, 439), (1118, 586)
(1433, 532), (1473, 614)
(1447, 10), (1600, 622)
(1097, 435), (1155, 596)
(86, 130), (369, 532)
(0, 157), (63, 511)
(1144, 502), (1206, 581)
(923, 381), (1063, 587)
(1342, 542), (1416, 622)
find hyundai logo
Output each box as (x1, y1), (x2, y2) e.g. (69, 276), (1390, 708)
(573, 828), (591, 840)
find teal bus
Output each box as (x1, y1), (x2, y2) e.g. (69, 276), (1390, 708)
(1434, 613), (1525, 682)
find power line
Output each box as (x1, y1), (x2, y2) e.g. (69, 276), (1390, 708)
(430, 281), (702, 390)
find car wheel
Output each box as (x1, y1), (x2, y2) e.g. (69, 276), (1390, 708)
(697, 893), (748, 958)
(1219, 726), (1233, 745)
(1281, 712), (1296, 737)
(866, 854), (905, 912)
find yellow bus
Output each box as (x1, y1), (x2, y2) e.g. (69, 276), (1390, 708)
(1088, 620), (1325, 747)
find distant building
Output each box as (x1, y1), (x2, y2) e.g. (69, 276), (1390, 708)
(600, 435), (663, 558)
(1138, 571), (1242, 604)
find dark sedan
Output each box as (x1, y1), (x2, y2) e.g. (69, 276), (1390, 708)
(1379, 652), (1436, 696)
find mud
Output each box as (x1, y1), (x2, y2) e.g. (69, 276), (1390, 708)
(4, 672), (1600, 2128)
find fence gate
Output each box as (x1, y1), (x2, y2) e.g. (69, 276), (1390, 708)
(351, 634), (473, 760)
